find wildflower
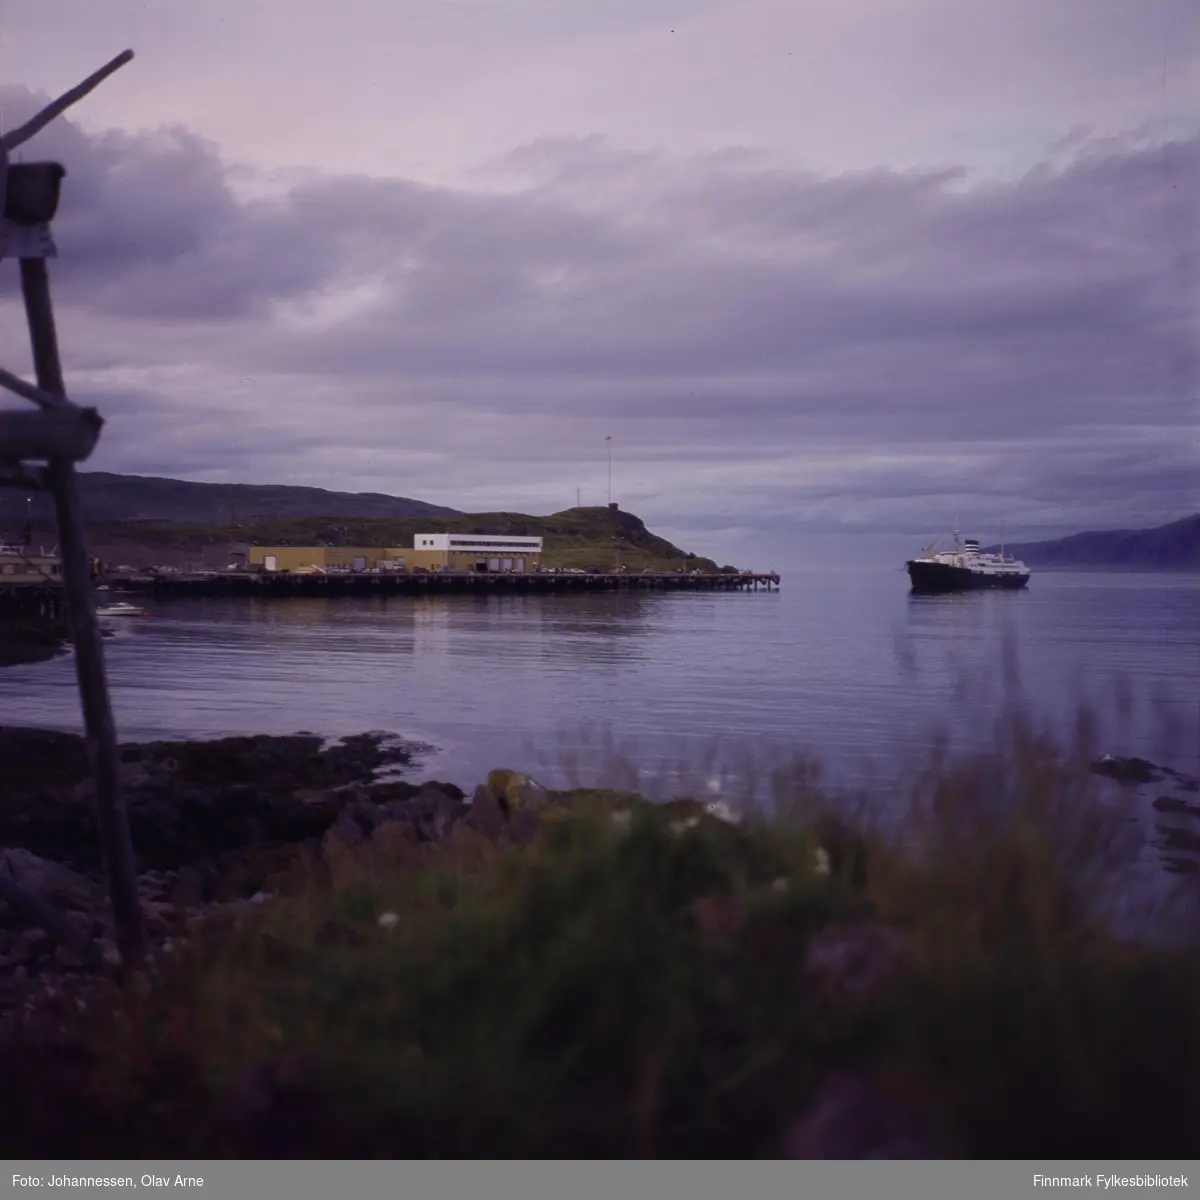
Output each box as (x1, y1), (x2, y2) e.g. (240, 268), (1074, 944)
(814, 847), (831, 876)
(378, 911), (399, 930)
(705, 799), (741, 825)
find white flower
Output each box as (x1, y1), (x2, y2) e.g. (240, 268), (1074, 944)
(611, 809), (633, 828)
(378, 911), (399, 929)
(814, 847), (831, 876)
(771, 877), (789, 893)
(704, 800), (741, 825)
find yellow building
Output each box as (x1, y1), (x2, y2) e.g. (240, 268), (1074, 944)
(247, 546), (407, 573)
(248, 533), (543, 575)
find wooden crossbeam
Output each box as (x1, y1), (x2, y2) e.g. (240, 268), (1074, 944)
(0, 463), (49, 490)
(0, 51), (134, 153)
(0, 364), (74, 412)
(0, 407), (102, 464)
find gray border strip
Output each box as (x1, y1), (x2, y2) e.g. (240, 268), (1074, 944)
(1, 1161), (1196, 1200)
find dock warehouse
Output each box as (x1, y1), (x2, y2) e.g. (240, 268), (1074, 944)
(408, 534), (543, 574)
(248, 534), (543, 575)
(247, 545), (407, 573)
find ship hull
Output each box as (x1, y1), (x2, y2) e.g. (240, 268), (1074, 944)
(906, 560), (1030, 593)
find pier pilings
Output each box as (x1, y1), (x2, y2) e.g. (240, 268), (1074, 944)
(115, 570), (783, 601)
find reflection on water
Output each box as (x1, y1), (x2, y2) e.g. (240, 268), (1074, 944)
(0, 573), (1195, 793)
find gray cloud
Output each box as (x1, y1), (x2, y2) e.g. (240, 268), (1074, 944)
(0, 89), (1196, 561)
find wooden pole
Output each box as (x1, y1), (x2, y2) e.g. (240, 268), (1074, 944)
(18, 257), (147, 975)
(1, 51), (135, 153)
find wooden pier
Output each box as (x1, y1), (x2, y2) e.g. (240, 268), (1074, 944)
(116, 570), (782, 600)
(0, 581), (66, 623)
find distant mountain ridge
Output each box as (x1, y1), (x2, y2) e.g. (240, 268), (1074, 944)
(0, 471), (462, 523)
(984, 514), (1200, 570)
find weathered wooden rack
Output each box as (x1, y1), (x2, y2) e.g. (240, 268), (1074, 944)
(0, 50), (147, 975)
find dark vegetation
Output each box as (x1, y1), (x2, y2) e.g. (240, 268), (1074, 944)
(17, 507), (726, 575)
(0, 696), (1197, 1158)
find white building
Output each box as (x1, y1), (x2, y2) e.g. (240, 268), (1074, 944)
(411, 533), (544, 573)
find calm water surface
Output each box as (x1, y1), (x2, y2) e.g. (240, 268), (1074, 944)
(1, 567), (1197, 794)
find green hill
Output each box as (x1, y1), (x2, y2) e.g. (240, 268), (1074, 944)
(79, 507), (726, 574)
(0, 471), (731, 573)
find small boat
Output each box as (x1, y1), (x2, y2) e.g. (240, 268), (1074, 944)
(96, 601), (149, 618)
(906, 530), (1031, 593)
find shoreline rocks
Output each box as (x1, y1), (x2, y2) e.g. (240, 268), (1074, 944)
(0, 733), (647, 1024)
(0, 623), (70, 669)
(3, 727), (1197, 1029)
(0, 727), (438, 874)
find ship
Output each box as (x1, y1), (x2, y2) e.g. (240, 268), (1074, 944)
(905, 530), (1031, 593)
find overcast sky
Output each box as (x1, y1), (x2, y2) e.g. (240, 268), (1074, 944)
(0, 0), (1197, 566)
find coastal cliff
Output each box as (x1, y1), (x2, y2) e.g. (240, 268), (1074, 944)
(984, 513), (1200, 571)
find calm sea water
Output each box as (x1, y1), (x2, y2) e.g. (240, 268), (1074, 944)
(1, 567), (1197, 797)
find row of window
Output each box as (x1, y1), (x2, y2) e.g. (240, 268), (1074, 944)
(0, 562), (60, 575)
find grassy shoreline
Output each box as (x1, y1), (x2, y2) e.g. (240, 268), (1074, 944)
(0, 702), (1197, 1157)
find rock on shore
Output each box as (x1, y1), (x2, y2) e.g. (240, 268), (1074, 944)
(0, 624), (69, 669)
(0, 730), (653, 1025)
(0, 727), (447, 877)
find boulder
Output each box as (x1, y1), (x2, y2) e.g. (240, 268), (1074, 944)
(486, 769), (552, 814)
(0, 848), (104, 912)
(463, 784), (507, 842)
(71, 759), (163, 803)
(393, 784), (467, 843)
(1091, 756), (1162, 785)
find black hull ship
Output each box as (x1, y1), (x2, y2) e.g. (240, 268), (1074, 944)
(906, 533), (1031, 593)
